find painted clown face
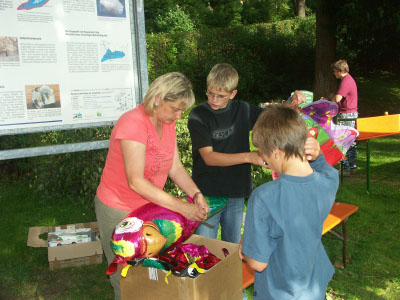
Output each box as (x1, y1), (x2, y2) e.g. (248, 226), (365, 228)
(111, 217), (167, 260)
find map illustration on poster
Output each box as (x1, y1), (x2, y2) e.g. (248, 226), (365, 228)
(0, 0), (146, 135)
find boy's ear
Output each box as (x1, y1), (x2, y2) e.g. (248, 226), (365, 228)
(273, 148), (283, 160)
(229, 90), (238, 100)
(273, 149), (279, 159)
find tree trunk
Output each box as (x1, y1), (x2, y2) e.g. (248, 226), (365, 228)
(313, 0), (337, 100)
(294, 0), (306, 17)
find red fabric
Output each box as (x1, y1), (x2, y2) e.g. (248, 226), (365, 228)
(320, 140), (345, 166)
(158, 243), (221, 272)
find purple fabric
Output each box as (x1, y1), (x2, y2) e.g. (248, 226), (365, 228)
(301, 100), (338, 130)
(301, 100), (359, 154)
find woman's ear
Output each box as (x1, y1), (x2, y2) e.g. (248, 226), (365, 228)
(154, 94), (162, 107)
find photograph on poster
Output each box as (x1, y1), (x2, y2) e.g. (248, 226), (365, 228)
(25, 84), (61, 109)
(96, 0), (126, 18)
(0, 37), (20, 62)
(17, 0), (50, 10)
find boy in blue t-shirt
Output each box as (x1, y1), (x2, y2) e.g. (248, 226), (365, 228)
(240, 105), (339, 300)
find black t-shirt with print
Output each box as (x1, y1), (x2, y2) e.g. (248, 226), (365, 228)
(188, 100), (262, 197)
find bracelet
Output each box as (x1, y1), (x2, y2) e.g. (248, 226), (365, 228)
(192, 191), (202, 201)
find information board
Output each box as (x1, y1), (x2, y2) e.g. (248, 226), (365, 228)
(0, 0), (148, 136)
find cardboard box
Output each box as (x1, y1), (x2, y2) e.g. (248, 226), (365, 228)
(121, 234), (242, 300)
(27, 221), (103, 270)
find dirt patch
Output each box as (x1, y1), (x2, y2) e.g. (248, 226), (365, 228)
(341, 174), (400, 190)
(0, 289), (24, 300)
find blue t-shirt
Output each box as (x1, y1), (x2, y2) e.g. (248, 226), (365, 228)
(242, 155), (339, 300)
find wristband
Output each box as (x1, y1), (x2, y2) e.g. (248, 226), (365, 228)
(192, 191), (202, 201)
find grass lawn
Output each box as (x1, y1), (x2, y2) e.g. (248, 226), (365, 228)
(0, 182), (112, 300)
(325, 135), (400, 300)
(0, 72), (399, 299)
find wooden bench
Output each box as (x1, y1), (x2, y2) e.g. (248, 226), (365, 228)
(242, 202), (359, 289)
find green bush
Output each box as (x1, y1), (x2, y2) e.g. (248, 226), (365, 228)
(155, 5), (196, 33)
(34, 128), (111, 207)
(147, 16), (316, 104)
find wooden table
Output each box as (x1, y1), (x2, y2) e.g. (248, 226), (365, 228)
(355, 114), (400, 193)
(242, 202), (359, 289)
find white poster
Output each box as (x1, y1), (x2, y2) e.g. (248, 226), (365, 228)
(0, 0), (139, 132)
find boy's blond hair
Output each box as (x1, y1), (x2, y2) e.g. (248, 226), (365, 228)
(207, 63), (239, 93)
(330, 59), (349, 73)
(252, 104), (308, 160)
(143, 72), (195, 114)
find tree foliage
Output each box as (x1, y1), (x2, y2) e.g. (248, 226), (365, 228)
(313, 0), (400, 98)
(204, 0), (243, 28)
(143, 0), (177, 33)
(241, 0), (273, 25)
(335, 0), (400, 73)
(144, 0), (297, 32)
(155, 5), (196, 33)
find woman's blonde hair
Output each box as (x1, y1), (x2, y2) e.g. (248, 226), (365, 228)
(143, 72), (195, 114)
(252, 104), (308, 160)
(207, 63), (239, 93)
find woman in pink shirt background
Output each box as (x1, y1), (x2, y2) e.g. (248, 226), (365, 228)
(95, 72), (209, 300)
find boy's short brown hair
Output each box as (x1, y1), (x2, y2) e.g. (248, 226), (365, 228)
(252, 104), (308, 160)
(330, 59), (349, 73)
(207, 63), (239, 93)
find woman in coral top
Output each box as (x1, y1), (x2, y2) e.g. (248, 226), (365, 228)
(95, 72), (209, 300)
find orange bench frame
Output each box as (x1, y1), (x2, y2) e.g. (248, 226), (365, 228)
(355, 114), (400, 193)
(242, 202), (359, 289)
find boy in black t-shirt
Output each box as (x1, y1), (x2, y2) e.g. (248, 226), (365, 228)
(188, 63), (265, 243)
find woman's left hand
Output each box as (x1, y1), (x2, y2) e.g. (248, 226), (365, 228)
(194, 193), (209, 217)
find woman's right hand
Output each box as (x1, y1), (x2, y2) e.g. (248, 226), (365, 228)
(180, 201), (208, 222)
